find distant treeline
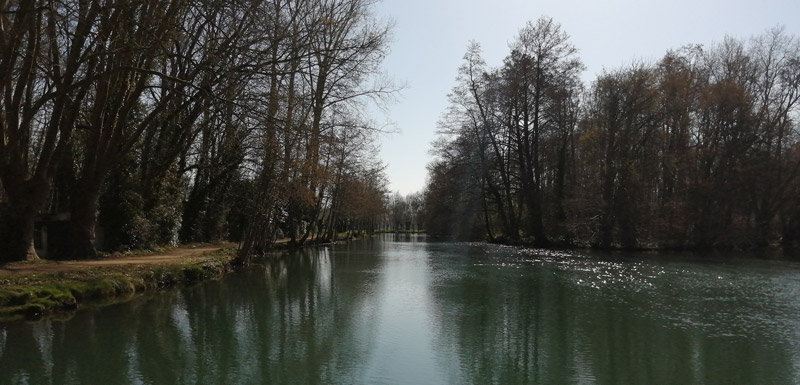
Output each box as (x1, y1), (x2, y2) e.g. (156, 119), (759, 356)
(385, 191), (423, 232)
(0, 0), (393, 263)
(425, 17), (800, 250)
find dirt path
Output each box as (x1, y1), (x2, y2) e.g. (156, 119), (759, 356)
(0, 244), (237, 277)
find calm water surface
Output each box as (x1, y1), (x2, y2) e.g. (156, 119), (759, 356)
(2, 234), (800, 384)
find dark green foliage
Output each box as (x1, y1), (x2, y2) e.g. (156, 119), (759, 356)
(423, 160), (485, 240)
(98, 157), (184, 252)
(224, 179), (259, 243)
(98, 155), (147, 251)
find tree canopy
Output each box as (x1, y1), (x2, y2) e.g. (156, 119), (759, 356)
(0, 0), (396, 263)
(426, 19), (800, 250)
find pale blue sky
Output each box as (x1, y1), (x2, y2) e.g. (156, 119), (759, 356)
(373, 0), (800, 195)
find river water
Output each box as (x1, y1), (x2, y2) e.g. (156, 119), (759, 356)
(2, 234), (800, 384)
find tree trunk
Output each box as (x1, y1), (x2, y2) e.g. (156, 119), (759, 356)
(553, 137), (570, 242)
(1, 172), (50, 262)
(5, 205), (40, 263)
(598, 170), (617, 249)
(527, 188), (549, 246)
(481, 182), (496, 242)
(69, 183), (101, 259)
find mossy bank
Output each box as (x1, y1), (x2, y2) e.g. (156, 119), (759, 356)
(0, 247), (236, 322)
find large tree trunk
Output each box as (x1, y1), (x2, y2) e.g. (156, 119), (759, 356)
(69, 182), (102, 259)
(553, 137), (570, 242)
(6, 205), (40, 263)
(597, 169), (617, 249)
(1, 175), (50, 262)
(526, 187), (549, 246)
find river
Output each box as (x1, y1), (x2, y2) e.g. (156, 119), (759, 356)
(1, 234), (800, 384)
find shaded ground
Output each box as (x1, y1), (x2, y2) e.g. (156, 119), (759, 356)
(0, 243), (237, 277)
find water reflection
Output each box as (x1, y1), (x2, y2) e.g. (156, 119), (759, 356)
(425, 242), (800, 384)
(1, 235), (799, 384)
(0, 242), (384, 385)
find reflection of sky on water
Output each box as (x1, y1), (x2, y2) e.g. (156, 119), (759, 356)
(362, 241), (454, 384)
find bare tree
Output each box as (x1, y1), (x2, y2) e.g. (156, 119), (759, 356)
(1, 1), (113, 261)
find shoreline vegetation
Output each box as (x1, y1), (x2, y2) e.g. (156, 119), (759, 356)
(0, 230), (428, 322)
(0, 0), (395, 265)
(424, 18), (800, 251)
(0, 244), (237, 322)
(3, 228), (793, 323)
(0, 234), (371, 323)
(2, 0), (798, 321)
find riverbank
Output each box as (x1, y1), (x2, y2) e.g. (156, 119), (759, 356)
(0, 244), (238, 322)
(0, 235), (370, 322)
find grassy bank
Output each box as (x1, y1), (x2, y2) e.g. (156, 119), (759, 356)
(0, 247), (236, 322)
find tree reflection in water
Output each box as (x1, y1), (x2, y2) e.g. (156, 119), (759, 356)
(1, 235), (799, 384)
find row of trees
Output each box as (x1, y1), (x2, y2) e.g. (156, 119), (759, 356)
(426, 18), (800, 250)
(385, 191), (423, 231)
(0, 0), (394, 263)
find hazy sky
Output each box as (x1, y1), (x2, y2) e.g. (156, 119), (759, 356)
(372, 0), (800, 195)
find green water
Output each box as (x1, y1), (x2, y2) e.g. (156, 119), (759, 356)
(2, 234), (800, 384)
